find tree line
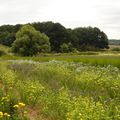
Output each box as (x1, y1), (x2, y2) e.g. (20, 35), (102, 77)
(0, 21), (109, 56)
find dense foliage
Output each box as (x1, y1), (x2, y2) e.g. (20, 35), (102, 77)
(32, 22), (70, 52)
(0, 24), (21, 46)
(12, 25), (51, 56)
(0, 22), (109, 53)
(73, 27), (109, 50)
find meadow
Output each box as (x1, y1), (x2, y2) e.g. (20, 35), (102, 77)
(0, 44), (120, 119)
(1, 53), (120, 68)
(0, 5), (120, 119)
(0, 58), (120, 120)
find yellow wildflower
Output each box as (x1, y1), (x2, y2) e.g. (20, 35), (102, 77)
(1, 97), (7, 101)
(13, 104), (19, 108)
(7, 114), (10, 117)
(24, 111), (27, 114)
(1, 96), (9, 102)
(4, 113), (10, 117)
(18, 102), (26, 107)
(4, 113), (8, 116)
(0, 112), (3, 118)
(24, 111), (27, 116)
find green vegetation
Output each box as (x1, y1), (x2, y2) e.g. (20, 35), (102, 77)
(0, 60), (120, 120)
(0, 21), (119, 120)
(1, 53), (120, 67)
(0, 44), (10, 56)
(73, 27), (109, 50)
(0, 22), (109, 54)
(12, 25), (51, 56)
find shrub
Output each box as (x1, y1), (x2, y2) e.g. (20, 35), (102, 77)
(12, 25), (51, 56)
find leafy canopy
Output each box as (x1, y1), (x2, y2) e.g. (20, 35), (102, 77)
(12, 25), (51, 56)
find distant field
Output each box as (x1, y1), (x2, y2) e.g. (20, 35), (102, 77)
(109, 39), (120, 45)
(0, 44), (120, 68)
(1, 53), (120, 68)
(109, 45), (120, 49)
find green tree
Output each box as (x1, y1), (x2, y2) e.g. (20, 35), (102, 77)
(0, 24), (21, 46)
(32, 22), (70, 52)
(12, 25), (51, 56)
(0, 32), (15, 46)
(73, 27), (109, 50)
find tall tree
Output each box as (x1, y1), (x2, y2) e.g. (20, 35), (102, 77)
(12, 25), (51, 56)
(32, 22), (70, 52)
(73, 27), (109, 50)
(0, 32), (15, 46)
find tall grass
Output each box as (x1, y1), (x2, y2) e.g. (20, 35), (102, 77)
(6, 60), (120, 120)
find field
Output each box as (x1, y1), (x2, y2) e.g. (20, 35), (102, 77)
(0, 53), (120, 120)
(1, 53), (120, 67)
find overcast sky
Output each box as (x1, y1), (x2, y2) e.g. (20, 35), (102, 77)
(0, 0), (120, 39)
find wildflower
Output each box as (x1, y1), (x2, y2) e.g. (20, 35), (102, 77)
(18, 102), (26, 107)
(1, 97), (8, 101)
(7, 114), (10, 117)
(9, 87), (13, 90)
(79, 113), (82, 116)
(0, 112), (3, 118)
(4, 113), (8, 116)
(24, 111), (27, 116)
(4, 113), (10, 117)
(13, 104), (19, 108)
(24, 111), (27, 114)
(1, 96), (9, 102)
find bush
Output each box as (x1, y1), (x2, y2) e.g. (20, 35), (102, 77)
(12, 25), (51, 56)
